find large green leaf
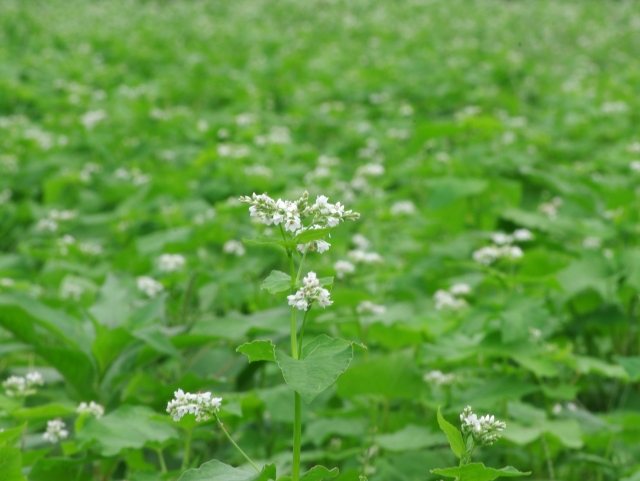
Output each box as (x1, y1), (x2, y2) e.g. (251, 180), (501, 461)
(132, 325), (182, 358)
(0, 423), (26, 446)
(437, 406), (466, 459)
(178, 459), (276, 481)
(0, 446), (26, 481)
(294, 227), (334, 244)
(76, 405), (177, 456)
(237, 340), (276, 362)
(426, 177), (488, 209)
(277, 465), (339, 481)
(89, 273), (133, 328)
(432, 463), (530, 480)
(261, 271), (292, 294)
(275, 335), (355, 403)
(377, 424), (446, 452)
(28, 458), (89, 481)
(11, 404), (76, 422)
(136, 227), (192, 254)
(614, 356), (640, 381)
(243, 236), (296, 251)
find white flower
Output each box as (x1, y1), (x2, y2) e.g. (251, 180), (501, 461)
(223, 240), (246, 256)
(504, 245), (523, 259)
(435, 152), (450, 163)
(390, 200), (416, 215)
(158, 254), (186, 272)
(334, 260), (355, 279)
(287, 271), (333, 311)
(3, 372), (44, 397)
(348, 250), (383, 264)
(267, 126), (291, 144)
(630, 161), (640, 173)
(0, 278), (15, 287)
(399, 104), (414, 116)
(434, 290), (467, 311)
(472, 246), (501, 265)
(77, 401), (104, 418)
(352, 234), (371, 250)
(61, 283), (84, 301)
(137, 276), (164, 297)
(167, 389), (222, 422)
(356, 301), (386, 315)
(449, 283), (471, 296)
(460, 406), (506, 445)
(423, 370), (455, 386)
(235, 113), (256, 126)
(81, 110), (107, 129)
(491, 233), (513, 245)
(43, 419), (68, 443)
(538, 197), (563, 219)
(513, 228), (534, 242)
(36, 218), (58, 233)
(356, 163), (385, 177)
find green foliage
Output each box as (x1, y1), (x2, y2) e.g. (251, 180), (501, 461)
(432, 464), (530, 481)
(178, 460), (276, 481)
(437, 406), (466, 460)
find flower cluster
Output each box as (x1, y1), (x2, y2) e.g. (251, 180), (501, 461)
(167, 389), (222, 422)
(43, 419), (68, 443)
(158, 253), (186, 272)
(472, 228), (533, 265)
(356, 301), (386, 315)
(423, 370), (455, 386)
(460, 406), (506, 445)
(77, 401), (105, 418)
(334, 260), (355, 279)
(434, 283), (471, 311)
(287, 272), (332, 311)
(239, 192), (359, 244)
(2, 372), (44, 397)
(137, 276), (164, 297)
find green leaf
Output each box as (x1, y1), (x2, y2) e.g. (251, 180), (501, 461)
(0, 446), (26, 481)
(437, 406), (466, 459)
(275, 335), (355, 403)
(89, 273), (134, 329)
(425, 177), (488, 209)
(277, 465), (339, 481)
(318, 277), (334, 287)
(0, 423), (26, 447)
(76, 405), (177, 456)
(261, 271), (293, 294)
(243, 236), (296, 250)
(178, 459), (276, 481)
(432, 463), (530, 480)
(237, 340), (276, 362)
(133, 325), (182, 358)
(542, 419), (583, 449)
(614, 356), (640, 381)
(377, 424), (446, 452)
(294, 227), (334, 244)
(12, 403), (76, 422)
(136, 227), (192, 254)
(574, 356), (628, 380)
(28, 458), (87, 481)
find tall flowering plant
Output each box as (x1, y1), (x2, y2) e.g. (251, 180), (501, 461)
(168, 191), (361, 481)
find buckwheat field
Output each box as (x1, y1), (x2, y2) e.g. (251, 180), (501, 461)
(1, 1), (640, 480)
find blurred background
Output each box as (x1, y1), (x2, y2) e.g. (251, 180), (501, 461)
(2, 0), (640, 480)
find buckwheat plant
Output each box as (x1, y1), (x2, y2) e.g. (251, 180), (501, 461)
(235, 191), (360, 480)
(432, 406), (530, 480)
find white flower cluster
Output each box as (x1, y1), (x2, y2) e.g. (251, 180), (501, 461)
(538, 197), (563, 219)
(434, 283), (471, 311)
(158, 253), (185, 272)
(223, 239), (246, 256)
(348, 250), (383, 264)
(356, 301), (386, 315)
(137, 276), (164, 297)
(334, 260), (355, 279)
(390, 200), (416, 215)
(2, 372), (44, 397)
(460, 406), (506, 446)
(239, 192), (359, 245)
(77, 401), (104, 418)
(423, 370), (455, 386)
(472, 230), (533, 266)
(287, 272), (332, 311)
(167, 389), (222, 422)
(43, 419), (68, 443)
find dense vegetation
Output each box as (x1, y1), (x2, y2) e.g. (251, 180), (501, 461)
(2, 0), (640, 480)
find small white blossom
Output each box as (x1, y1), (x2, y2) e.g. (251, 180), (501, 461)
(167, 389), (222, 422)
(223, 240), (246, 256)
(434, 290), (467, 311)
(158, 254), (186, 272)
(356, 301), (386, 315)
(49, 210), (77, 221)
(399, 104), (414, 116)
(423, 370), (455, 386)
(267, 126), (291, 144)
(287, 271), (332, 311)
(334, 260), (355, 279)
(235, 113), (256, 126)
(552, 403), (562, 415)
(390, 200), (416, 215)
(137, 276), (164, 297)
(81, 110), (107, 129)
(460, 406), (506, 445)
(491, 233), (513, 245)
(472, 246), (501, 265)
(356, 163), (385, 177)
(435, 151), (451, 163)
(36, 218), (58, 233)
(630, 161), (640, 173)
(583, 237), (602, 249)
(77, 401), (104, 418)
(3, 372), (44, 397)
(43, 419), (68, 443)
(0, 278), (15, 287)
(61, 283), (84, 301)
(513, 228), (534, 242)
(352, 234), (371, 250)
(348, 250), (383, 264)
(449, 283), (471, 296)
(538, 197), (563, 219)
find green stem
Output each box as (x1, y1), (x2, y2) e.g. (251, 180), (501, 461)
(292, 392), (302, 481)
(156, 448), (167, 474)
(214, 414), (259, 472)
(297, 310), (309, 356)
(182, 428), (192, 470)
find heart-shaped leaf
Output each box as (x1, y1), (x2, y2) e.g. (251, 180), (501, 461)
(275, 335), (355, 403)
(237, 340), (276, 362)
(431, 463), (531, 481)
(261, 271), (293, 294)
(277, 465), (339, 481)
(178, 459), (276, 481)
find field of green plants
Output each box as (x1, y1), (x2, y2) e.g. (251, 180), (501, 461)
(2, 0), (640, 480)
